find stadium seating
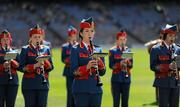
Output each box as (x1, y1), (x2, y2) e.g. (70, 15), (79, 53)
(0, 3), (179, 48)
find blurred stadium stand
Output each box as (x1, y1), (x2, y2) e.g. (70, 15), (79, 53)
(0, 2), (180, 48)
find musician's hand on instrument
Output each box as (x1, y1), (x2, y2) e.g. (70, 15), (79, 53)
(3, 61), (10, 69)
(120, 60), (127, 68)
(169, 62), (177, 71)
(34, 61), (44, 68)
(74, 71), (82, 76)
(87, 60), (97, 70)
(113, 62), (121, 69)
(98, 58), (105, 70)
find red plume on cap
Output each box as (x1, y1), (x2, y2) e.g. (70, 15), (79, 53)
(116, 31), (127, 40)
(0, 30), (12, 39)
(161, 24), (178, 35)
(80, 17), (95, 29)
(0, 30), (12, 46)
(29, 24), (45, 37)
(67, 26), (77, 36)
(80, 22), (91, 29)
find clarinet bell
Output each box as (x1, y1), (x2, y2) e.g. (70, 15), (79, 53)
(96, 81), (103, 87)
(9, 75), (13, 80)
(125, 74), (129, 78)
(42, 80), (47, 84)
(95, 68), (103, 87)
(42, 77), (47, 84)
(96, 75), (103, 87)
(123, 71), (129, 78)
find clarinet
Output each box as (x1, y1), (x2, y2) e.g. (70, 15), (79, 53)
(36, 42), (47, 84)
(121, 43), (129, 78)
(5, 44), (13, 80)
(170, 45), (180, 86)
(89, 38), (103, 87)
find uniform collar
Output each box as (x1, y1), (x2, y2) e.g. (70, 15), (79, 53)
(69, 41), (78, 46)
(117, 45), (127, 51)
(29, 44), (43, 50)
(82, 41), (88, 50)
(1, 46), (11, 51)
(80, 41), (85, 48)
(163, 41), (175, 49)
(80, 41), (89, 49)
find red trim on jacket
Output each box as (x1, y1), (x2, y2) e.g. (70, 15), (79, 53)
(11, 69), (17, 75)
(75, 65), (89, 80)
(112, 63), (121, 74)
(28, 52), (36, 56)
(159, 64), (169, 73)
(66, 50), (71, 55)
(79, 53), (89, 58)
(11, 60), (19, 68)
(44, 73), (48, 78)
(98, 59), (105, 70)
(65, 57), (70, 64)
(25, 64), (35, 73)
(24, 71), (49, 78)
(155, 64), (170, 78)
(114, 54), (121, 59)
(0, 64), (4, 72)
(80, 42), (85, 48)
(159, 55), (170, 61)
(24, 73), (35, 78)
(44, 60), (52, 70)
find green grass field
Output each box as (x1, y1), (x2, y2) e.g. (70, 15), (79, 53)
(15, 48), (158, 107)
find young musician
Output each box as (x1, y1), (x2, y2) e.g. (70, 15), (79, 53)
(61, 25), (78, 107)
(109, 31), (133, 107)
(145, 28), (164, 105)
(19, 25), (54, 107)
(150, 24), (180, 107)
(0, 30), (19, 107)
(70, 17), (106, 107)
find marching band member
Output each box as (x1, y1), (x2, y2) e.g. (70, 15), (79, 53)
(150, 24), (180, 107)
(70, 17), (106, 107)
(61, 25), (78, 107)
(145, 28), (164, 105)
(0, 30), (19, 107)
(19, 25), (54, 107)
(109, 31), (133, 107)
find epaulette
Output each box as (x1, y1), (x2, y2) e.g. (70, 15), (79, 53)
(72, 43), (79, 48)
(41, 45), (49, 48)
(145, 39), (162, 53)
(150, 42), (161, 50)
(22, 45), (29, 49)
(110, 46), (116, 50)
(62, 42), (69, 47)
(144, 39), (162, 47)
